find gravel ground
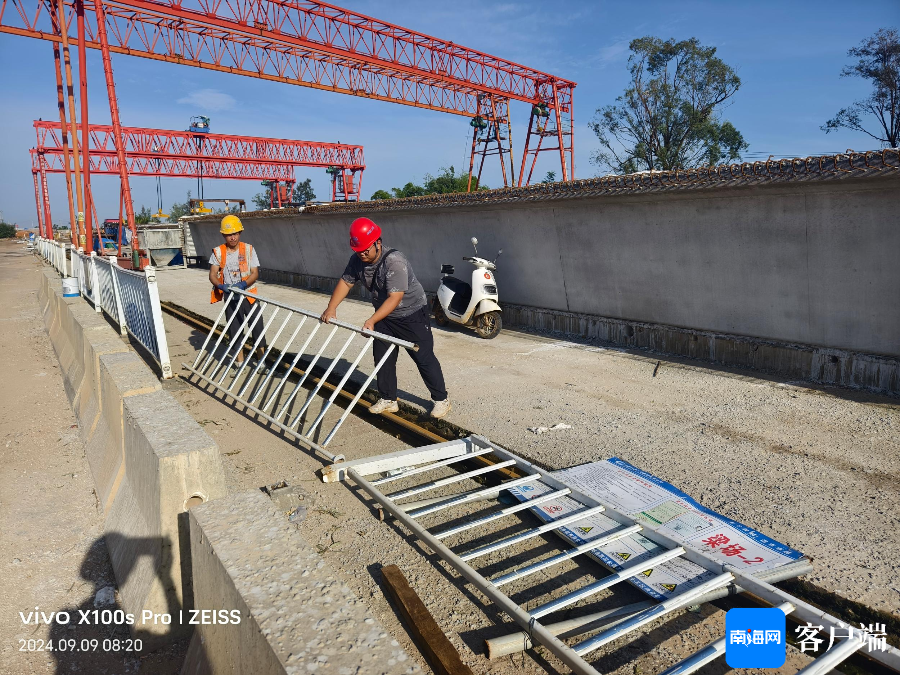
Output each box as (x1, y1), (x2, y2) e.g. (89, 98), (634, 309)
(1, 243), (188, 675)
(152, 266), (900, 674)
(157, 268), (900, 618)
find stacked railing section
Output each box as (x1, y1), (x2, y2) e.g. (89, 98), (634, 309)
(34, 238), (172, 378)
(324, 438), (900, 675)
(181, 288), (418, 463)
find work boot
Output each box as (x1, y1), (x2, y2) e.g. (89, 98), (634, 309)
(430, 398), (452, 419)
(247, 357), (270, 375)
(369, 398), (400, 415)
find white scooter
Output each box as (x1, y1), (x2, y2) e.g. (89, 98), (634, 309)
(433, 237), (503, 339)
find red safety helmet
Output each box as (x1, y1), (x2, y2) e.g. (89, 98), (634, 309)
(349, 217), (381, 252)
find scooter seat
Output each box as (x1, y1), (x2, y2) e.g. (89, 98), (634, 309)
(441, 276), (470, 295)
(443, 277), (472, 315)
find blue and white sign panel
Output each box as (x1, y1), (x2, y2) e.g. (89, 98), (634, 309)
(508, 458), (804, 600)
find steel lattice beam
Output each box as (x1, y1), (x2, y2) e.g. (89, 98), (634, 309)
(33, 120), (365, 173)
(0, 0), (576, 117)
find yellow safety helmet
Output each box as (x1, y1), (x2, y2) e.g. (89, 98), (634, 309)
(220, 214), (244, 234)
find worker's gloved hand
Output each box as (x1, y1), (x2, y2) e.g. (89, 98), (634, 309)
(216, 283), (227, 291)
(235, 280), (249, 290)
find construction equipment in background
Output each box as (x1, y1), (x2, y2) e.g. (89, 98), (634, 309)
(259, 179), (295, 208)
(326, 166), (362, 203)
(518, 92), (574, 186)
(1, 0), (576, 209)
(467, 94), (515, 191)
(189, 198), (245, 215)
(153, 151), (168, 220)
(30, 122), (366, 234)
(189, 116), (210, 202)
(189, 115), (210, 134)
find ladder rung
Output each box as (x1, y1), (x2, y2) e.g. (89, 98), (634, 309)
(794, 634), (865, 675)
(530, 546), (685, 619)
(459, 505), (605, 562)
(406, 475), (541, 518)
(433, 488), (572, 539)
(573, 572), (734, 656)
(370, 448), (495, 486)
(491, 524), (642, 587)
(386, 460), (518, 501)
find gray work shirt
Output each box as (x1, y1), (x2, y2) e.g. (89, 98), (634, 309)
(209, 244), (260, 285)
(341, 248), (427, 318)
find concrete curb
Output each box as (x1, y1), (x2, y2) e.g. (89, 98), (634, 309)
(37, 268), (228, 643)
(181, 489), (417, 675)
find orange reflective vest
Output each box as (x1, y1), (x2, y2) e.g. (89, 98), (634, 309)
(210, 242), (258, 304)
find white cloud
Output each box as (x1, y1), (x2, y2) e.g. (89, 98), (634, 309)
(176, 88), (236, 112)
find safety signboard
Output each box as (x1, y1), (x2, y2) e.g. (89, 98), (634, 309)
(508, 457), (804, 600)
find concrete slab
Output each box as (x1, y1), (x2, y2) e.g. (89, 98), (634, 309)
(157, 268), (900, 618)
(36, 263), (228, 647)
(182, 489), (417, 675)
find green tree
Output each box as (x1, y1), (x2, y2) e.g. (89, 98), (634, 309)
(590, 36), (747, 173)
(168, 192), (193, 221)
(292, 178), (316, 203)
(372, 166), (487, 200)
(0, 223), (15, 239)
(391, 182), (428, 199)
(822, 28), (899, 148)
(135, 206), (153, 224)
(421, 166), (474, 194)
(540, 171), (557, 184)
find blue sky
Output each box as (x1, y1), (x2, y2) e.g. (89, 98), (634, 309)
(1, 0), (897, 226)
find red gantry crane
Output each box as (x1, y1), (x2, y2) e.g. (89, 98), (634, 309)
(31, 119), (365, 196)
(31, 121), (365, 250)
(2, 0), (576, 249)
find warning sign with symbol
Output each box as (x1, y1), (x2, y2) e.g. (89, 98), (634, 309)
(506, 458), (805, 601)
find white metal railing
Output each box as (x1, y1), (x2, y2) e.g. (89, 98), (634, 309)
(182, 288), (419, 463)
(324, 437), (900, 675)
(37, 237), (68, 276)
(35, 238), (172, 379)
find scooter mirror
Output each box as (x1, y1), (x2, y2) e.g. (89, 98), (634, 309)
(471, 237), (478, 245)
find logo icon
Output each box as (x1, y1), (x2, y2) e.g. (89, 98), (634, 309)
(725, 608), (786, 668)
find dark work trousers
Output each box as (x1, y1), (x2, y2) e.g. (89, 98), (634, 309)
(223, 294), (267, 355)
(372, 305), (447, 401)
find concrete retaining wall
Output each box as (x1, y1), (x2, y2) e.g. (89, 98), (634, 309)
(181, 489), (416, 675)
(188, 175), (900, 392)
(38, 268), (228, 642)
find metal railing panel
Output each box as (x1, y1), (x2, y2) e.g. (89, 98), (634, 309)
(324, 437), (884, 675)
(181, 288), (419, 463)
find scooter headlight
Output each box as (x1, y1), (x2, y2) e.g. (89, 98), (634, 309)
(483, 284), (497, 295)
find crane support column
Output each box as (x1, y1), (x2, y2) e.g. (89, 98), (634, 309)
(32, 171), (44, 237)
(49, 5), (76, 242)
(76, 0), (93, 252)
(91, 0), (137, 263)
(54, 0), (85, 246)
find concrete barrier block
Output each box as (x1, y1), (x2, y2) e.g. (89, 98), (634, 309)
(87, 352), (162, 514)
(76, 328), (130, 439)
(104, 390), (226, 642)
(182, 490), (416, 675)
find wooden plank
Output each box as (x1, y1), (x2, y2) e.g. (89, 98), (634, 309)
(380, 564), (474, 675)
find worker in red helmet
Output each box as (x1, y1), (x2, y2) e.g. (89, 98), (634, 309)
(320, 217), (451, 418)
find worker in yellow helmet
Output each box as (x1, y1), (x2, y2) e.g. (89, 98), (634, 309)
(208, 214), (266, 369)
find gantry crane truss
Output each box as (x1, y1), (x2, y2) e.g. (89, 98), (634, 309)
(29, 120), (366, 232)
(0, 0), (576, 187)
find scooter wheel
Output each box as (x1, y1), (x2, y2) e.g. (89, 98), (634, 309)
(474, 311), (502, 339)
(432, 298), (449, 326)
